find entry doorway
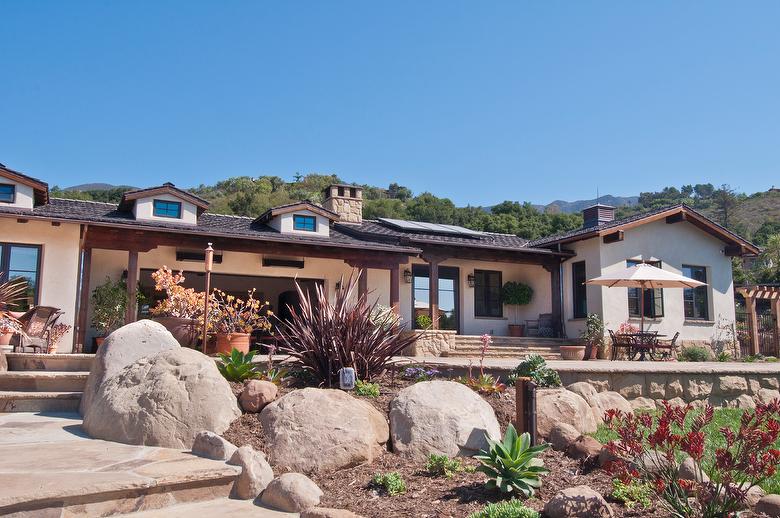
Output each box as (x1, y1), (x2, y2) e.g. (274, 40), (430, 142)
(411, 264), (460, 331)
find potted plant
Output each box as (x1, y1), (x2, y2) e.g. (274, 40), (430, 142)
(47, 323), (72, 354)
(501, 281), (533, 337)
(91, 277), (128, 347)
(149, 267), (204, 347)
(580, 313), (605, 360)
(0, 276), (29, 349)
(209, 288), (272, 354)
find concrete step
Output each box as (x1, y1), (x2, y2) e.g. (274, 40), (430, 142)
(0, 371), (89, 392)
(450, 345), (562, 354)
(115, 498), (296, 517)
(0, 390), (81, 412)
(6, 352), (95, 372)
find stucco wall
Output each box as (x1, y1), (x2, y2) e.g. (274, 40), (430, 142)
(0, 218), (81, 352)
(0, 179), (35, 210)
(562, 237), (603, 339)
(268, 209), (331, 237)
(132, 193), (199, 225)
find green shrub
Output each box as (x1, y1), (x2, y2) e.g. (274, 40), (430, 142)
(355, 379), (380, 398)
(425, 454), (463, 478)
(415, 314), (433, 329)
(467, 499), (539, 518)
(511, 354), (561, 388)
(611, 479), (653, 509)
(502, 282), (533, 306)
(679, 346), (711, 362)
(716, 351), (731, 362)
(371, 472), (406, 496)
(217, 349), (259, 382)
(475, 423), (549, 497)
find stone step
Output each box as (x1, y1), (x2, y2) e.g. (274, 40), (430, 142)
(6, 352), (95, 372)
(450, 345), (561, 354)
(0, 371), (89, 392)
(444, 349), (561, 359)
(454, 337), (573, 346)
(115, 498), (297, 517)
(0, 390), (82, 412)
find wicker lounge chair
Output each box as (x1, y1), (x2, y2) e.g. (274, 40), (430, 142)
(10, 306), (63, 353)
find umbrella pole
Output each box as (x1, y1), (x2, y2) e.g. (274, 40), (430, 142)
(640, 282), (645, 333)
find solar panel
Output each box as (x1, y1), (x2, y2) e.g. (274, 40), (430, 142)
(378, 218), (484, 237)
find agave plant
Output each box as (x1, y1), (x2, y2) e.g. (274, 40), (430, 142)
(275, 271), (419, 383)
(216, 348), (260, 382)
(474, 424), (549, 497)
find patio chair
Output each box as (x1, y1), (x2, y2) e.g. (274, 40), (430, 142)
(10, 306), (63, 353)
(608, 330), (633, 361)
(526, 313), (554, 337)
(654, 331), (680, 359)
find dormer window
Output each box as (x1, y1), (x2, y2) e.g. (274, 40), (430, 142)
(0, 184), (15, 203)
(153, 199), (182, 219)
(293, 214), (316, 232)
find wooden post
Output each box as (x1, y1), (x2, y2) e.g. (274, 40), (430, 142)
(549, 263), (562, 338)
(203, 243), (214, 354)
(125, 250), (139, 324)
(75, 247), (92, 352)
(428, 260), (440, 329)
(746, 295), (760, 356)
(773, 298), (780, 358)
(358, 267), (368, 301)
(514, 377), (538, 445)
(390, 264), (400, 315)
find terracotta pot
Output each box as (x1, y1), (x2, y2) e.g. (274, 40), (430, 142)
(0, 331), (13, 346)
(559, 345), (586, 360)
(152, 317), (199, 348)
(95, 336), (105, 348)
(508, 324), (525, 337)
(215, 332), (251, 355)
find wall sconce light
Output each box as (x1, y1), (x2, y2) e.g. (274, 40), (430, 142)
(467, 273), (476, 287)
(403, 269), (413, 284)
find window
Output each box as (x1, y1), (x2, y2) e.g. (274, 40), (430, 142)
(0, 184), (16, 203)
(0, 243), (41, 310)
(152, 199), (182, 219)
(293, 214), (316, 232)
(474, 270), (502, 318)
(572, 261), (587, 318)
(682, 265), (709, 320)
(627, 260), (664, 318)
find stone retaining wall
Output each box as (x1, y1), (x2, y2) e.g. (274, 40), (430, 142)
(402, 330), (457, 357)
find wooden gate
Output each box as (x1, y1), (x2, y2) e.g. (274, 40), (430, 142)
(736, 311), (779, 357)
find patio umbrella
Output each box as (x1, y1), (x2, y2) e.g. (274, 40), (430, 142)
(585, 263), (706, 332)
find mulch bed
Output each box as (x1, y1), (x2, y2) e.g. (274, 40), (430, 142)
(223, 374), (667, 517)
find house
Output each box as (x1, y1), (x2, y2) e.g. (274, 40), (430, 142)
(0, 163), (759, 355)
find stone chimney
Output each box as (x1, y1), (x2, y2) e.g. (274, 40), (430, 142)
(582, 204), (616, 228)
(323, 184), (363, 224)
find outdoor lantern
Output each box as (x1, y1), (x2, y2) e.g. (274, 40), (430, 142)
(202, 243), (214, 353)
(403, 269), (413, 283)
(467, 273), (476, 287)
(339, 367), (356, 390)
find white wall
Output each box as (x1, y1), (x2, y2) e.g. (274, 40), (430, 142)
(132, 193), (199, 225)
(562, 237), (603, 339)
(0, 178), (35, 210)
(561, 219), (736, 343)
(268, 210), (331, 237)
(0, 218), (81, 352)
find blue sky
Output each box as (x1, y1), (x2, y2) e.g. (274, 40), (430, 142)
(1, 2), (779, 206)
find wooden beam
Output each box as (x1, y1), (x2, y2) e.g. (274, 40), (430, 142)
(602, 230), (624, 244)
(724, 245), (744, 257)
(666, 213), (687, 224)
(390, 264), (400, 315)
(549, 263), (562, 338)
(745, 296), (760, 356)
(358, 267), (368, 301)
(75, 248), (92, 352)
(773, 299), (780, 358)
(125, 250), (139, 324)
(427, 258), (441, 330)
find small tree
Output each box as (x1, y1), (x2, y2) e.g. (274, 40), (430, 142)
(501, 281), (533, 325)
(580, 313), (605, 358)
(91, 277), (128, 336)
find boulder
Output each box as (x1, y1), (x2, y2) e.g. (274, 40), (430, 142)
(82, 348), (241, 448)
(549, 423), (581, 451)
(227, 446), (274, 499)
(302, 508), (364, 518)
(536, 388), (597, 439)
(756, 495), (780, 516)
(629, 397), (657, 412)
(746, 486), (766, 508)
(389, 380), (500, 461)
(598, 447), (621, 468)
(729, 394), (756, 410)
(567, 436), (603, 461)
(261, 388), (388, 472)
(635, 451), (674, 475)
(678, 456), (709, 483)
(192, 430), (237, 461)
(716, 376), (748, 396)
(80, 320), (179, 416)
(594, 392), (633, 420)
(239, 380), (278, 413)
(544, 485), (614, 518)
(567, 382), (603, 422)
(756, 388), (780, 404)
(261, 473), (323, 512)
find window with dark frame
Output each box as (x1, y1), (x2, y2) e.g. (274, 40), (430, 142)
(572, 261), (587, 318)
(682, 265), (709, 320)
(0, 243), (41, 310)
(627, 259), (664, 318)
(474, 270), (502, 318)
(293, 214), (316, 232)
(152, 199), (182, 219)
(0, 184), (16, 203)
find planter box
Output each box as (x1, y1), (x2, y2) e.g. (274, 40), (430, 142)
(559, 345), (586, 361)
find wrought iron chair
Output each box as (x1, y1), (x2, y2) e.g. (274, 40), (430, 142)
(608, 329), (634, 360)
(10, 306), (63, 353)
(653, 331), (680, 359)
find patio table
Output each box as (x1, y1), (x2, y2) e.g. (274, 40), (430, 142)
(624, 332), (666, 361)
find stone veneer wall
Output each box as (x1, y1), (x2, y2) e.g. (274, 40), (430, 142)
(557, 367), (780, 409)
(402, 330), (457, 357)
(323, 196), (363, 223)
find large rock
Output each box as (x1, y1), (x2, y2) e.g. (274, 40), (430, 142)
(549, 422), (581, 451)
(389, 380), (500, 461)
(239, 380), (278, 413)
(544, 485), (614, 518)
(567, 436), (603, 461)
(630, 397), (657, 412)
(80, 320), (179, 416)
(260, 388), (388, 472)
(82, 348), (241, 448)
(228, 446), (274, 499)
(261, 473), (323, 512)
(192, 430), (237, 461)
(536, 388), (597, 439)
(595, 392), (633, 419)
(678, 456), (709, 483)
(756, 495), (780, 516)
